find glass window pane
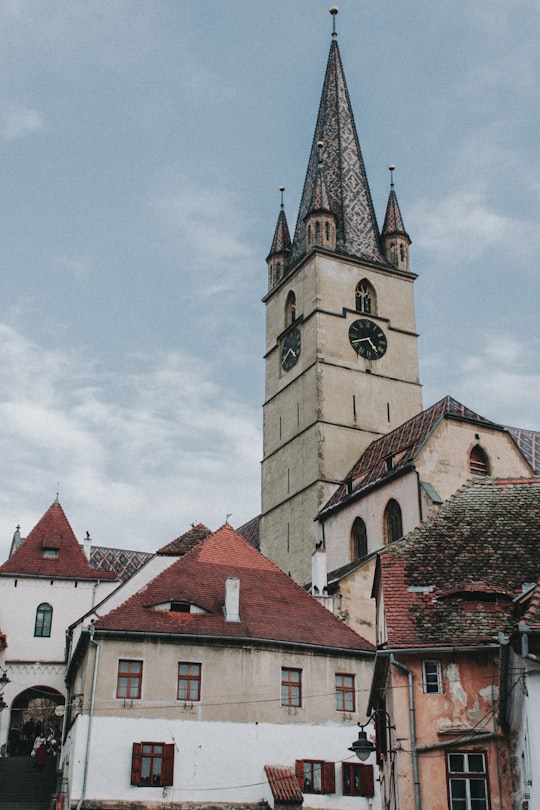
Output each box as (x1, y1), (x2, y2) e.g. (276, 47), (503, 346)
(449, 754), (465, 773)
(467, 754), (485, 773)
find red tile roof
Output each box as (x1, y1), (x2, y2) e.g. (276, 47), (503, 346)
(0, 501), (117, 581)
(94, 523), (374, 653)
(379, 479), (540, 648)
(265, 765), (303, 803)
(320, 396), (516, 515)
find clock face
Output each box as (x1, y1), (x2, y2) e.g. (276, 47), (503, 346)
(348, 319), (387, 360)
(281, 327), (301, 371)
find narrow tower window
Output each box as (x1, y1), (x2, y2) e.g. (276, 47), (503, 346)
(34, 603), (53, 637)
(384, 499), (403, 544)
(351, 517), (368, 560)
(285, 290), (297, 326)
(355, 280), (375, 314)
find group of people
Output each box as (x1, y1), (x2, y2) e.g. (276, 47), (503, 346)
(31, 727), (58, 770)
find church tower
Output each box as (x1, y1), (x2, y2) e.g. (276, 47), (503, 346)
(260, 10), (422, 583)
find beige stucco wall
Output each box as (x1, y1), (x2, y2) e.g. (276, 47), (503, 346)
(73, 635), (374, 726)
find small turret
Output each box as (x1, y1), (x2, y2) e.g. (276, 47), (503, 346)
(266, 186), (292, 290)
(381, 165), (411, 271)
(304, 141), (336, 252)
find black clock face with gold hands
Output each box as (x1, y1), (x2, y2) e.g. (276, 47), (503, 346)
(349, 319), (387, 360)
(281, 327), (301, 371)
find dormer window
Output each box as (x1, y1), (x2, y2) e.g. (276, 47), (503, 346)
(43, 549), (59, 559)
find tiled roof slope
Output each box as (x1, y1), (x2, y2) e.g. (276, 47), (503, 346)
(236, 515), (260, 549)
(0, 501), (117, 580)
(267, 207), (292, 260)
(288, 37), (386, 270)
(265, 765), (303, 803)
(156, 523), (212, 556)
(320, 396), (501, 514)
(94, 523), (373, 653)
(506, 426), (540, 474)
(379, 479), (540, 648)
(89, 546), (153, 582)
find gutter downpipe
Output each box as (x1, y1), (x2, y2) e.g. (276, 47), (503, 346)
(76, 628), (99, 810)
(391, 655), (422, 810)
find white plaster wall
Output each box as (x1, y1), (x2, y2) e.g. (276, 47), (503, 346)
(67, 714), (380, 810)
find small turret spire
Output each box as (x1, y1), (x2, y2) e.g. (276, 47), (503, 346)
(381, 165), (411, 271)
(266, 186), (292, 290)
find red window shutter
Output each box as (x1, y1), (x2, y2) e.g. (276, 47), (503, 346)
(322, 761), (335, 794)
(359, 764), (374, 797)
(295, 759), (305, 791)
(131, 742), (142, 786)
(161, 743), (175, 786)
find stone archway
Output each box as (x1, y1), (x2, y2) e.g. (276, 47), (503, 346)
(8, 685), (64, 755)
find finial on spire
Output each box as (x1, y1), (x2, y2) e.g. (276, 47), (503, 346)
(388, 164), (395, 189)
(330, 6), (338, 38)
(55, 483), (60, 504)
(279, 185), (285, 209)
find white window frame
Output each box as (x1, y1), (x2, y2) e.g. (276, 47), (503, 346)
(422, 660), (442, 694)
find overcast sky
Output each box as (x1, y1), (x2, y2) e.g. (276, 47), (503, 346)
(0, 0), (538, 558)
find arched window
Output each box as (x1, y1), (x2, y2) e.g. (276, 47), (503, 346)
(315, 221), (321, 244)
(469, 445), (490, 476)
(384, 499), (402, 544)
(285, 290), (296, 326)
(355, 280), (375, 314)
(34, 603), (53, 637)
(325, 221), (330, 242)
(351, 517), (368, 560)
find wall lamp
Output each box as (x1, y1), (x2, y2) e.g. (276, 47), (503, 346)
(348, 710), (395, 762)
(0, 668), (10, 712)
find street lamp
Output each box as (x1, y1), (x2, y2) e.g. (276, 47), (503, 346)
(348, 710), (395, 762)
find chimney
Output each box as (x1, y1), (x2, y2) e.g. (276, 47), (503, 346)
(224, 577), (240, 622)
(311, 547), (328, 596)
(83, 531), (92, 561)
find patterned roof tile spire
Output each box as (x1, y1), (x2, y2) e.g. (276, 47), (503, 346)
(306, 141), (333, 216)
(289, 22), (385, 269)
(382, 165), (410, 241)
(267, 185), (292, 260)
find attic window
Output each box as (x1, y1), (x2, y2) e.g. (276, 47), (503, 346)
(170, 602), (190, 613)
(43, 549), (59, 559)
(385, 457), (394, 472)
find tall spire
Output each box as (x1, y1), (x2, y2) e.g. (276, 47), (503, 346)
(288, 11), (385, 269)
(381, 165), (411, 271)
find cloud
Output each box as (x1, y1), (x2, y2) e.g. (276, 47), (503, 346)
(0, 325), (261, 559)
(0, 106), (45, 140)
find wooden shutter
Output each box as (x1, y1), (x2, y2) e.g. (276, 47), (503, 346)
(161, 743), (175, 786)
(131, 742), (142, 786)
(322, 761), (335, 794)
(359, 764), (374, 797)
(295, 759), (305, 790)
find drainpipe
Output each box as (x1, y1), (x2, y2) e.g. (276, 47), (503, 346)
(76, 628), (99, 810)
(391, 656), (422, 810)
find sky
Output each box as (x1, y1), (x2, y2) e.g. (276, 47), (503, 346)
(0, 0), (538, 558)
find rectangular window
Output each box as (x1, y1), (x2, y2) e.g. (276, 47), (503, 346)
(281, 668), (302, 707)
(335, 673), (355, 712)
(423, 660), (442, 694)
(117, 659), (143, 699)
(131, 742), (174, 787)
(447, 752), (489, 810)
(295, 760), (335, 794)
(177, 662), (202, 701)
(342, 762), (375, 797)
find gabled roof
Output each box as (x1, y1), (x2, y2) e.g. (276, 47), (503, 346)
(0, 501), (117, 581)
(94, 523), (373, 653)
(89, 546), (153, 582)
(288, 36), (386, 270)
(156, 523), (212, 556)
(378, 478), (540, 648)
(506, 426), (540, 475)
(320, 396), (502, 516)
